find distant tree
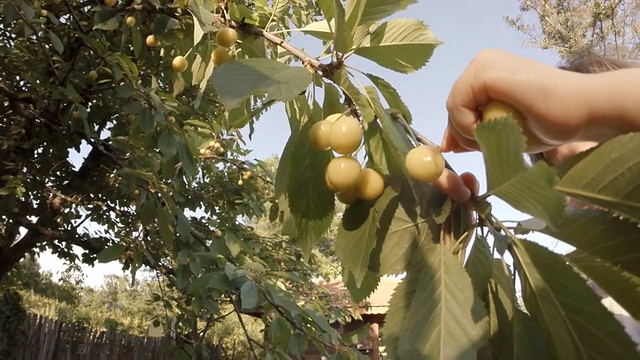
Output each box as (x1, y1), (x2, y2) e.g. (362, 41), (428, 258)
(505, 0), (640, 61)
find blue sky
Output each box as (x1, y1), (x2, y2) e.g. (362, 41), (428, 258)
(38, 0), (571, 287)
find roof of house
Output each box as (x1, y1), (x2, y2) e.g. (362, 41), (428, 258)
(315, 276), (401, 315)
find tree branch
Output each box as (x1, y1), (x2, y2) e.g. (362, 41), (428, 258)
(230, 296), (260, 360)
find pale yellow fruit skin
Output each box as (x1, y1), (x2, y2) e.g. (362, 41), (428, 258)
(483, 100), (547, 153)
(172, 56), (188, 73)
(212, 47), (231, 65)
(125, 16), (135, 27)
(405, 145), (445, 183)
(104, 0), (116, 7)
(324, 113), (345, 124)
(325, 156), (362, 193)
(309, 120), (332, 151)
(483, 100), (526, 124)
(356, 168), (384, 201)
(146, 35), (158, 47)
(216, 27), (238, 48)
(337, 186), (359, 205)
(324, 171), (338, 192)
(329, 115), (362, 155)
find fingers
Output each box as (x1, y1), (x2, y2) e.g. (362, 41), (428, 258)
(460, 172), (480, 196)
(441, 124), (480, 153)
(433, 168), (472, 203)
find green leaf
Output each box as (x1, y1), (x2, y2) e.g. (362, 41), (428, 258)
(178, 140), (197, 179)
(482, 260), (551, 360)
(384, 244), (489, 360)
(360, 0), (417, 24)
(556, 132), (640, 223)
(240, 281), (258, 310)
(47, 30), (64, 55)
(156, 205), (174, 244)
(93, 9), (120, 30)
(288, 332), (308, 357)
(336, 187), (398, 287)
(332, 0), (351, 53)
(268, 317), (291, 350)
(158, 130), (178, 157)
(343, 269), (381, 304)
(342, 323), (370, 345)
(287, 105), (335, 258)
(97, 244), (127, 263)
(211, 59), (312, 110)
(566, 249), (640, 321)
(298, 19), (334, 42)
(354, 19), (442, 74)
(322, 82), (344, 117)
(330, 68), (374, 122)
(511, 238), (640, 360)
(318, 0), (335, 22)
(363, 121), (390, 176)
(364, 72), (412, 123)
(465, 235), (493, 297)
(474, 119), (565, 228)
(530, 208), (640, 277)
(378, 201), (435, 275)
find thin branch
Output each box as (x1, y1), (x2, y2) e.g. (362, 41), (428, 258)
(17, 12), (62, 83)
(230, 297), (260, 360)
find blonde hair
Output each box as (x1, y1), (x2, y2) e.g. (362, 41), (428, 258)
(528, 52), (638, 166)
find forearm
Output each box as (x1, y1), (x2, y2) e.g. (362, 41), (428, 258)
(581, 68), (640, 141)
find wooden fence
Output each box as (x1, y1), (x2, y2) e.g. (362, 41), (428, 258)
(18, 313), (223, 360)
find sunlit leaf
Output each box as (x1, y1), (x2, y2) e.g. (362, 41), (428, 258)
(474, 119), (565, 228)
(511, 238), (640, 360)
(529, 208), (640, 277)
(465, 235), (493, 297)
(211, 59), (313, 109)
(556, 132), (640, 223)
(566, 249), (640, 321)
(385, 244), (489, 360)
(355, 19), (442, 74)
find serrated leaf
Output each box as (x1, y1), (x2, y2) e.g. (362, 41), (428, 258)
(364, 72), (412, 123)
(298, 19), (334, 42)
(336, 187), (398, 287)
(322, 82), (344, 116)
(474, 119), (565, 228)
(287, 107), (335, 258)
(566, 249), (640, 321)
(482, 260), (550, 360)
(378, 202), (435, 275)
(363, 120), (391, 177)
(240, 281), (258, 310)
(385, 244), (489, 360)
(354, 19), (442, 74)
(360, 0), (417, 24)
(465, 235), (493, 297)
(330, 68), (374, 122)
(318, 0), (335, 22)
(556, 132), (640, 223)
(511, 238), (640, 360)
(529, 208), (640, 277)
(332, 0), (351, 53)
(343, 270), (381, 304)
(97, 244), (127, 263)
(211, 59), (313, 110)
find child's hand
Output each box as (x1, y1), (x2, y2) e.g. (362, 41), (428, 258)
(442, 49), (592, 153)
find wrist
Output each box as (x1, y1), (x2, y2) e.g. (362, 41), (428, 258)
(581, 69), (640, 142)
